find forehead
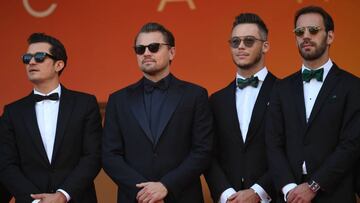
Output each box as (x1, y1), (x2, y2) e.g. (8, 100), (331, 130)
(296, 13), (324, 27)
(231, 23), (261, 38)
(27, 42), (51, 53)
(136, 32), (165, 45)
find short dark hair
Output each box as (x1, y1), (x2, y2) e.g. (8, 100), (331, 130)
(294, 6), (334, 32)
(27, 33), (68, 75)
(232, 13), (269, 40)
(134, 22), (175, 47)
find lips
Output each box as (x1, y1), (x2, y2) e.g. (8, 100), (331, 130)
(142, 59), (156, 64)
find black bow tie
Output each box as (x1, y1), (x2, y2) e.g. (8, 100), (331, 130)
(144, 79), (168, 93)
(33, 93), (59, 102)
(237, 76), (259, 89)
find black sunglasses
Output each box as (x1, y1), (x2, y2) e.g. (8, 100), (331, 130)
(228, 36), (266, 48)
(22, 52), (56, 64)
(293, 26), (321, 37)
(134, 43), (170, 55)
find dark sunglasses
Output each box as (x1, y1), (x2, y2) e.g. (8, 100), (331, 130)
(134, 43), (170, 55)
(293, 26), (321, 37)
(228, 36), (266, 48)
(22, 52), (56, 64)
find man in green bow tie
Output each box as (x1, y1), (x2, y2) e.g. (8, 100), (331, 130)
(204, 13), (277, 203)
(266, 6), (360, 203)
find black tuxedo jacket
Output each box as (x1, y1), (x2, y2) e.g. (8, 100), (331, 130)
(205, 72), (277, 202)
(102, 74), (213, 203)
(0, 86), (102, 203)
(0, 183), (12, 203)
(266, 64), (360, 203)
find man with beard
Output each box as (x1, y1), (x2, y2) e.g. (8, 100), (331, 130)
(266, 6), (360, 203)
(102, 22), (213, 203)
(204, 13), (277, 203)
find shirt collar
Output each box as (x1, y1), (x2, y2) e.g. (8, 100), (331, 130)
(34, 84), (61, 97)
(301, 58), (333, 81)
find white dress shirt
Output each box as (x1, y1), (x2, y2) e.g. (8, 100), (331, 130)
(219, 67), (271, 203)
(282, 59), (332, 201)
(32, 85), (70, 202)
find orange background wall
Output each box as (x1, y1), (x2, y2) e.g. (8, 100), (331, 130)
(1, 0), (360, 202)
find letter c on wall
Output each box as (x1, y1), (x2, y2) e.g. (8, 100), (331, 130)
(23, 0), (57, 18)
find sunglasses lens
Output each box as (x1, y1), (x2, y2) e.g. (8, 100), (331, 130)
(243, 38), (256, 47)
(308, 26), (320, 35)
(148, 43), (161, 53)
(134, 46), (146, 55)
(294, 27), (305, 37)
(229, 38), (241, 48)
(34, 52), (47, 63)
(22, 54), (32, 64)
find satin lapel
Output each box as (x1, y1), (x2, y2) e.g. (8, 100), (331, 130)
(129, 80), (154, 144)
(222, 80), (245, 145)
(307, 65), (340, 127)
(154, 77), (183, 146)
(52, 86), (74, 163)
(246, 73), (276, 144)
(23, 93), (50, 164)
(293, 71), (307, 129)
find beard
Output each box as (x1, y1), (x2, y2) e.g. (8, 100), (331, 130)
(234, 50), (263, 70)
(298, 36), (327, 61)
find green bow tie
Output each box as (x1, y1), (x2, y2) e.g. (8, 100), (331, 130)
(302, 68), (324, 82)
(237, 76), (259, 89)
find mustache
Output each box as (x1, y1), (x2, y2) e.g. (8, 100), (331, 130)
(142, 57), (156, 64)
(300, 40), (316, 48)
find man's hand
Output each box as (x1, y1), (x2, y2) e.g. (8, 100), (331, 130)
(136, 182), (168, 203)
(227, 189), (260, 203)
(31, 192), (67, 203)
(287, 183), (316, 203)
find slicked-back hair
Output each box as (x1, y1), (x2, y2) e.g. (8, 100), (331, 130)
(28, 33), (67, 75)
(232, 13), (269, 40)
(294, 6), (334, 32)
(134, 22), (175, 47)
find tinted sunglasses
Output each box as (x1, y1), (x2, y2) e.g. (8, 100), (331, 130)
(22, 52), (56, 64)
(228, 36), (266, 48)
(293, 26), (321, 37)
(134, 43), (170, 55)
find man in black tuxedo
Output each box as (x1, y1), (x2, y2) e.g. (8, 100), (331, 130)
(266, 6), (360, 203)
(102, 22), (213, 203)
(204, 13), (276, 203)
(0, 33), (102, 203)
(0, 116), (12, 203)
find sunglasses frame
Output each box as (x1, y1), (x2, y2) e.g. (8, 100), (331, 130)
(293, 26), (322, 37)
(134, 43), (170, 55)
(22, 52), (56, 64)
(228, 36), (266, 48)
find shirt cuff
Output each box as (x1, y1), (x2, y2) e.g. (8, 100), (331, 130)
(57, 189), (71, 202)
(219, 188), (236, 203)
(251, 183), (272, 203)
(282, 183), (297, 202)
(32, 200), (40, 203)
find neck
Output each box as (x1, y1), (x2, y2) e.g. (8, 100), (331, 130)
(144, 68), (170, 82)
(33, 80), (60, 94)
(237, 63), (264, 78)
(303, 52), (330, 69)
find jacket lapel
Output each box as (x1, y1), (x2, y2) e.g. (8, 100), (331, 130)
(293, 71), (308, 129)
(23, 93), (50, 164)
(154, 75), (183, 146)
(52, 86), (74, 163)
(246, 72), (276, 144)
(129, 79), (154, 144)
(222, 80), (245, 145)
(307, 65), (340, 127)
